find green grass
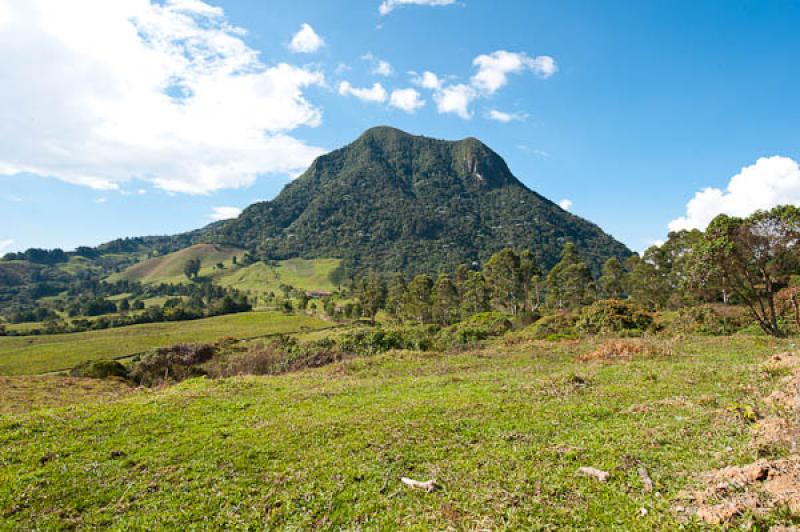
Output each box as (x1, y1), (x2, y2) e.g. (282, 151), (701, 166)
(111, 247), (341, 295)
(217, 257), (342, 294)
(0, 335), (793, 529)
(0, 312), (332, 376)
(0, 376), (133, 415)
(109, 244), (243, 285)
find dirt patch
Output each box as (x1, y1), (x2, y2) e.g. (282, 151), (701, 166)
(681, 351), (800, 525)
(578, 339), (670, 363)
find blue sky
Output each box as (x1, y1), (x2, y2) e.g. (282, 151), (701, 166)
(2, 0), (800, 254)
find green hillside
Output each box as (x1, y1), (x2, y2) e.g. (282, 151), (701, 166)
(216, 258), (342, 294)
(111, 244), (244, 284)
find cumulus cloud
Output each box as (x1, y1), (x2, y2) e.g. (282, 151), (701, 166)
(389, 88), (425, 112)
(0, 0), (327, 194)
(362, 53), (393, 76)
(379, 0), (456, 16)
(558, 199), (573, 211)
(338, 81), (388, 103)
(668, 156), (800, 232)
(472, 51), (557, 94)
(487, 109), (526, 123)
(433, 84), (476, 119)
(288, 23), (325, 53)
(420, 50), (556, 119)
(411, 71), (443, 90)
(0, 240), (14, 254)
(209, 206), (242, 221)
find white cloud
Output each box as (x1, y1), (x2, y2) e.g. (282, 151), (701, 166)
(389, 88), (425, 112)
(420, 50), (556, 120)
(0, 240), (14, 254)
(338, 81), (388, 103)
(210, 206), (242, 221)
(433, 83), (476, 119)
(379, 0), (456, 16)
(0, 0), (327, 195)
(362, 53), (394, 76)
(559, 199), (573, 210)
(487, 109), (526, 123)
(288, 23), (325, 53)
(668, 156), (800, 232)
(374, 60), (394, 77)
(94, 197), (107, 204)
(411, 71), (443, 90)
(472, 51), (557, 94)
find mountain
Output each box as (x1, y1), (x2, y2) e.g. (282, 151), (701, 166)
(205, 126), (631, 275)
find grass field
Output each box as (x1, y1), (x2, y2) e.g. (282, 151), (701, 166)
(0, 312), (332, 376)
(216, 257), (342, 294)
(110, 244), (244, 285)
(111, 245), (342, 296)
(0, 335), (793, 529)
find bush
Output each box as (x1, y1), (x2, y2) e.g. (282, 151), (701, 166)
(128, 343), (215, 386)
(523, 312), (579, 340)
(435, 312), (513, 348)
(576, 300), (654, 336)
(669, 304), (752, 336)
(208, 338), (344, 378)
(338, 324), (440, 355)
(70, 359), (129, 379)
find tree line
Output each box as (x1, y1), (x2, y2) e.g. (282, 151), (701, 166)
(346, 205), (800, 337)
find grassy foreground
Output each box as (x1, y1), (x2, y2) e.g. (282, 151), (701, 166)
(0, 335), (792, 529)
(0, 312), (331, 376)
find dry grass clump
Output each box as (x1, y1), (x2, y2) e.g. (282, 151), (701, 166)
(578, 338), (673, 363)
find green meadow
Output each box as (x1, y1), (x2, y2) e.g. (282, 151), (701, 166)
(0, 311), (332, 375)
(0, 335), (791, 529)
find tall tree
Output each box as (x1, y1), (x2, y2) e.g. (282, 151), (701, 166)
(359, 270), (387, 321)
(461, 271), (490, 316)
(519, 249), (543, 312)
(183, 258), (201, 280)
(432, 273), (460, 325)
(385, 273), (407, 319)
(401, 274), (434, 324)
(598, 257), (625, 299)
(702, 205), (800, 337)
(545, 243), (593, 309)
(483, 248), (523, 315)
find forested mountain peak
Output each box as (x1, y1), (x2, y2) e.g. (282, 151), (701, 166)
(205, 126), (631, 274)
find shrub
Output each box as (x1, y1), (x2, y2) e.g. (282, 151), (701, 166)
(70, 359), (129, 380)
(669, 304), (752, 336)
(338, 325), (440, 355)
(128, 343), (215, 386)
(522, 312), (579, 340)
(207, 337), (344, 378)
(435, 312), (513, 348)
(575, 300), (653, 336)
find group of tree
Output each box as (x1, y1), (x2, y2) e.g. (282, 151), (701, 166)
(344, 205), (800, 337)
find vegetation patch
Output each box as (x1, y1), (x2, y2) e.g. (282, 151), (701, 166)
(577, 338), (672, 363)
(0, 311), (331, 376)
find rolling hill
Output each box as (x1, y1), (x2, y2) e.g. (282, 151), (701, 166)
(111, 244), (244, 284)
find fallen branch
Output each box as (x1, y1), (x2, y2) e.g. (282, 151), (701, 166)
(576, 466), (610, 482)
(400, 477), (437, 492)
